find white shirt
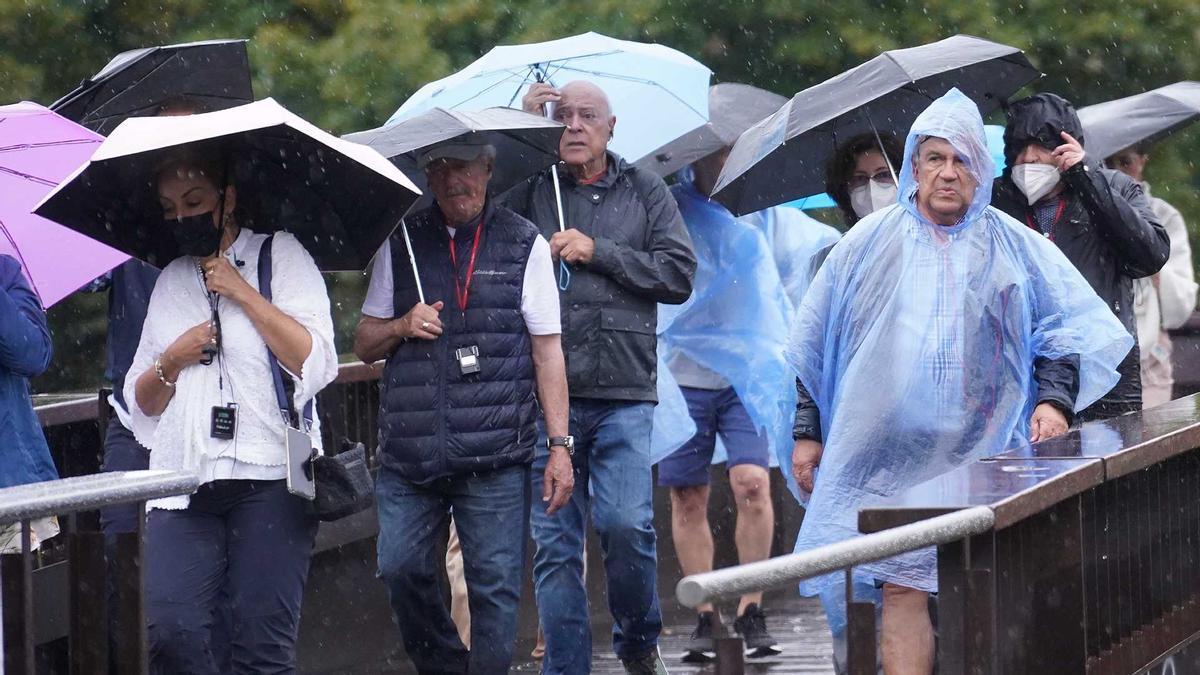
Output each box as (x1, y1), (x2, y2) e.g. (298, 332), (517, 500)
(361, 231), (562, 335)
(125, 229), (338, 510)
(1134, 182), (1198, 356)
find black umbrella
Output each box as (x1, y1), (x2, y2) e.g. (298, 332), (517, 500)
(712, 34), (1041, 215)
(35, 99), (422, 272)
(1078, 81), (1200, 160)
(344, 106), (564, 302)
(51, 39), (253, 134)
(634, 83), (787, 177)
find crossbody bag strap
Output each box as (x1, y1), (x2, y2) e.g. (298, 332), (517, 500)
(257, 234), (314, 432)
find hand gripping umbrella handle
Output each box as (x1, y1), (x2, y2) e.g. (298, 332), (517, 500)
(400, 219), (425, 305)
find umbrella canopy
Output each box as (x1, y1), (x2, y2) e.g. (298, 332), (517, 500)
(51, 39), (254, 135)
(35, 98), (421, 272)
(712, 34), (1040, 215)
(389, 31), (711, 162)
(0, 102), (128, 307)
(345, 106), (564, 198)
(635, 82), (787, 177)
(1078, 81), (1200, 160)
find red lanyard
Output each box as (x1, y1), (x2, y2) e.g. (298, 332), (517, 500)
(448, 222), (484, 311)
(1026, 199), (1067, 241)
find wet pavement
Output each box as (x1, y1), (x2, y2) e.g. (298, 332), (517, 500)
(299, 468), (835, 673)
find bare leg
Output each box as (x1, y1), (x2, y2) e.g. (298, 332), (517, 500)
(880, 583), (934, 675)
(728, 464), (773, 614)
(670, 484), (714, 614)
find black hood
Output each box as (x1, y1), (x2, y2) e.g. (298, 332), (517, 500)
(1003, 93), (1085, 170)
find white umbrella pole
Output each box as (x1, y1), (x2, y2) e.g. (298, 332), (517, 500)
(865, 111), (899, 185)
(400, 219), (425, 305)
(550, 164), (567, 232)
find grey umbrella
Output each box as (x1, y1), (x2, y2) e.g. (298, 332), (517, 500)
(344, 106), (564, 302)
(1078, 82), (1200, 160)
(634, 83), (787, 177)
(711, 34), (1040, 215)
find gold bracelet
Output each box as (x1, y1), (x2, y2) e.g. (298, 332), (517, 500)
(155, 357), (177, 388)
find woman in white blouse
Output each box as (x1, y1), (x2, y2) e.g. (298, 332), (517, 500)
(125, 149), (337, 673)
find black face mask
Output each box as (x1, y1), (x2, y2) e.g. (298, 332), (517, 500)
(171, 211), (222, 257)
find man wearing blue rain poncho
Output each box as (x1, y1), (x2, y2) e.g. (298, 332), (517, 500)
(654, 157), (798, 662)
(786, 89), (1132, 674)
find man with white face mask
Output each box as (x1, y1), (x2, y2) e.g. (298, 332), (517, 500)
(992, 93), (1169, 421)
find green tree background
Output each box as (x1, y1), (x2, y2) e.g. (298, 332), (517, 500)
(3, 0), (1198, 393)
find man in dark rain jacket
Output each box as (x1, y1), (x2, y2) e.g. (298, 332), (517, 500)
(509, 80), (696, 674)
(992, 93), (1169, 421)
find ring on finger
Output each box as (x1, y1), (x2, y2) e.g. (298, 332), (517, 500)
(420, 321), (430, 330)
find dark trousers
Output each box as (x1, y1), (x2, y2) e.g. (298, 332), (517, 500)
(376, 464), (529, 675)
(145, 479), (317, 675)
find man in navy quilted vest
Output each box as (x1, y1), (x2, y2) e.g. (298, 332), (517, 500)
(354, 136), (574, 674)
(511, 81), (698, 675)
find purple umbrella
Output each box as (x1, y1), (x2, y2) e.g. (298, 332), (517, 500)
(0, 101), (128, 307)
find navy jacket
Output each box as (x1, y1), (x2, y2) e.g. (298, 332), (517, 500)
(0, 255), (58, 489)
(378, 201), (539, 484)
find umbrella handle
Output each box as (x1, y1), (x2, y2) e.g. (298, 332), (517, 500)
(400, 219), (426, 305)
(550, 166), (567, 232)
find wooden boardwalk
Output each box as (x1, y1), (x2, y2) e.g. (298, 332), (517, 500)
(327, 592), (835, 674)
(300, 468), (835, 673)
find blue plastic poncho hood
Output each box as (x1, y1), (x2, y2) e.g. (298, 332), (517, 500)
(897, 87), (996, 232)
(783, 88), (1132, 595)
(652, 176), (796, 463)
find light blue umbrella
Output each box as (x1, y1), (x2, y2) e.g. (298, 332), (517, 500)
(389, 31), (711, 163)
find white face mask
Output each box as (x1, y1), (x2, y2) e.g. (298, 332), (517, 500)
(849, 180), (898, 219)
(1012, 163), (1061, 205)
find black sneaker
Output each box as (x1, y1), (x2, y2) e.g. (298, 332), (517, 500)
(681, 611), (716, 663)
(621, 648), (670, 674)
(734, 603), (782, 658)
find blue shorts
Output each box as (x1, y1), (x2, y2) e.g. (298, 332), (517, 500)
(657, 387), (770, 487)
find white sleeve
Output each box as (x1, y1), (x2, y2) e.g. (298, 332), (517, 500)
(1155, 202), (1198, 330)
(521, 235), (562, 335)
(361, 238), (396, 320)
(269, 233), (339, 407)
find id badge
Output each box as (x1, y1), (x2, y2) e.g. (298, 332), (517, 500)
(210, 404), (237, 440)
(455, 345), (481, 375)
(285, 426), (316, 501)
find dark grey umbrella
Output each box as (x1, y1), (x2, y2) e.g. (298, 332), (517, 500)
(712, 34), (1041, 215)
(51, 39), (253, 134)
(344, 106), (564, 198)
(634, 83), (787, 177)
(1078, 82), (1200, 160)
(344, 106), (563, 302)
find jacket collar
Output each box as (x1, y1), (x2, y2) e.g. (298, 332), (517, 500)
(557, 150), (628, 190)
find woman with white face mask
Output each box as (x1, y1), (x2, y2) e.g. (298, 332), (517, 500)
(827, 133), (905, 227)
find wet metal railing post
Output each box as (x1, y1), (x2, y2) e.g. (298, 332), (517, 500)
(0, 471), (197, 675)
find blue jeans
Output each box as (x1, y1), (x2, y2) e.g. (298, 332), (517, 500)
(376, 464), (529, 675)
(145, 480), (317, 675)
(530, 399), (661, 672)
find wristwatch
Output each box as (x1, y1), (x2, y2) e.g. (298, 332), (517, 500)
(548, 435), (575, 455)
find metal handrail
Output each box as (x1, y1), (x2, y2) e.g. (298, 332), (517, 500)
(676, 505), (995, 608)
(0, 470), (199, 525)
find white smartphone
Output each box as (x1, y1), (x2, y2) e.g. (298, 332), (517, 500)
(285, 426), (316, 501)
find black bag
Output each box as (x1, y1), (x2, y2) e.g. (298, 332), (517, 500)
(259, 234), (374, 521)
(305, 439), (374, 521)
